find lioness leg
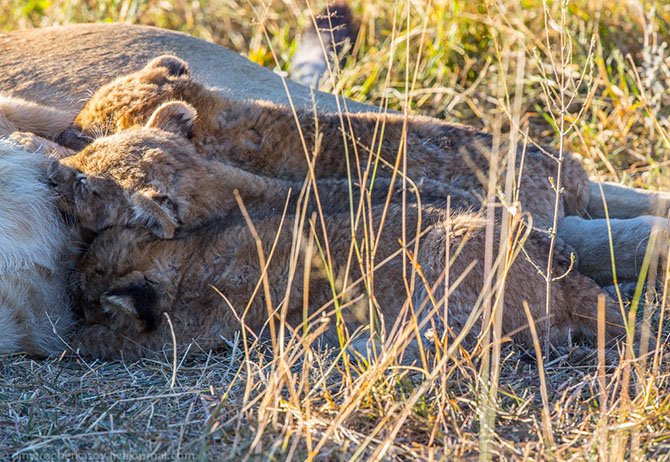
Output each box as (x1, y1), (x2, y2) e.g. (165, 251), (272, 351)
(557, 215), (670, 285)
(0, 95), (74, 139)
(9, 131), (75, 159)
(587, 181), (670, 219)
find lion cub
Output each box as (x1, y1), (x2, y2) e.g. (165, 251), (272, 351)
(49, 101), (478, 239)
(72, 202), (626, 360)
(64, 55), (589, 230)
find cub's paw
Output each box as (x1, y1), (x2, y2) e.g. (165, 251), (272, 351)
(56, 125), (92, 151)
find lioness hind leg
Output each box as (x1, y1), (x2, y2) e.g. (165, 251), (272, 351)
(588, 181), (670, 219)
(557, 215), (670, 285)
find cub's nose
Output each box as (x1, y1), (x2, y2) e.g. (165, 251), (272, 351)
(56, 126), (92, 151)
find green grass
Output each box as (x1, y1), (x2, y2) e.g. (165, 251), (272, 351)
(2, 0), (670, 460)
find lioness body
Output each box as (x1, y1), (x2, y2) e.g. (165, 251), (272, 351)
(0, 139), (74, 355)
(0, 24), (372, 115)
(2, 24), (668, 222)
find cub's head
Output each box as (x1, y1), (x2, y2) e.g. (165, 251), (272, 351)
(49, 101), (198, 239)
(71, 227), (171, 334)
(59, 55), (193, 149)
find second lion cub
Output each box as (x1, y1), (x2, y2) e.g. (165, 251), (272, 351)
(72, 202), (628, 360)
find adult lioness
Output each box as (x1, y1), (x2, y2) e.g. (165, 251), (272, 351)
(0, 138), (75, 356)
(0, 24), (665, 357)
(1, 24), (668, 219)
(0, 97), (78, 356)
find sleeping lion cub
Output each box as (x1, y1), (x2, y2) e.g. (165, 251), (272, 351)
(48, 101), (478, 239)
(71, 202), (628, 360)
(62, 55), (590, 231)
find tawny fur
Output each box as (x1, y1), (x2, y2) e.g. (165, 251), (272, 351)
(69, 56), (590, 230)
(50, 101), (479, 239)
(0, 94), (75, 158)
(0, 25), (665, 360)
(72, 204), (627, 360)
(0, 139), (75, 356)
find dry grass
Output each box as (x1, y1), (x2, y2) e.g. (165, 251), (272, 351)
(2, 0), (670, 460)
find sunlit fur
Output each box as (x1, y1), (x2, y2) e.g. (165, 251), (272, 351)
(0, 139), (75, 355)
(72, 204), (629, 360)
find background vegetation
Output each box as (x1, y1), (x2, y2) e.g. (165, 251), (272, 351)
(1, 0), (670, 460)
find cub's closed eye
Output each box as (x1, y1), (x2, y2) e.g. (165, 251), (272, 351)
(76, 175), (89, 189)
(76, 175), (101, 197)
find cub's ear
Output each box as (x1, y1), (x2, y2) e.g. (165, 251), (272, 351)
(101, 271), (160, 332)
(145, 55), (190, 77)
(129, 189), (179, 239)
(145, 101), (196, 139)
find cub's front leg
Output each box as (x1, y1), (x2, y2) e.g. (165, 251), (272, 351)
(0, 95), (75, 140)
